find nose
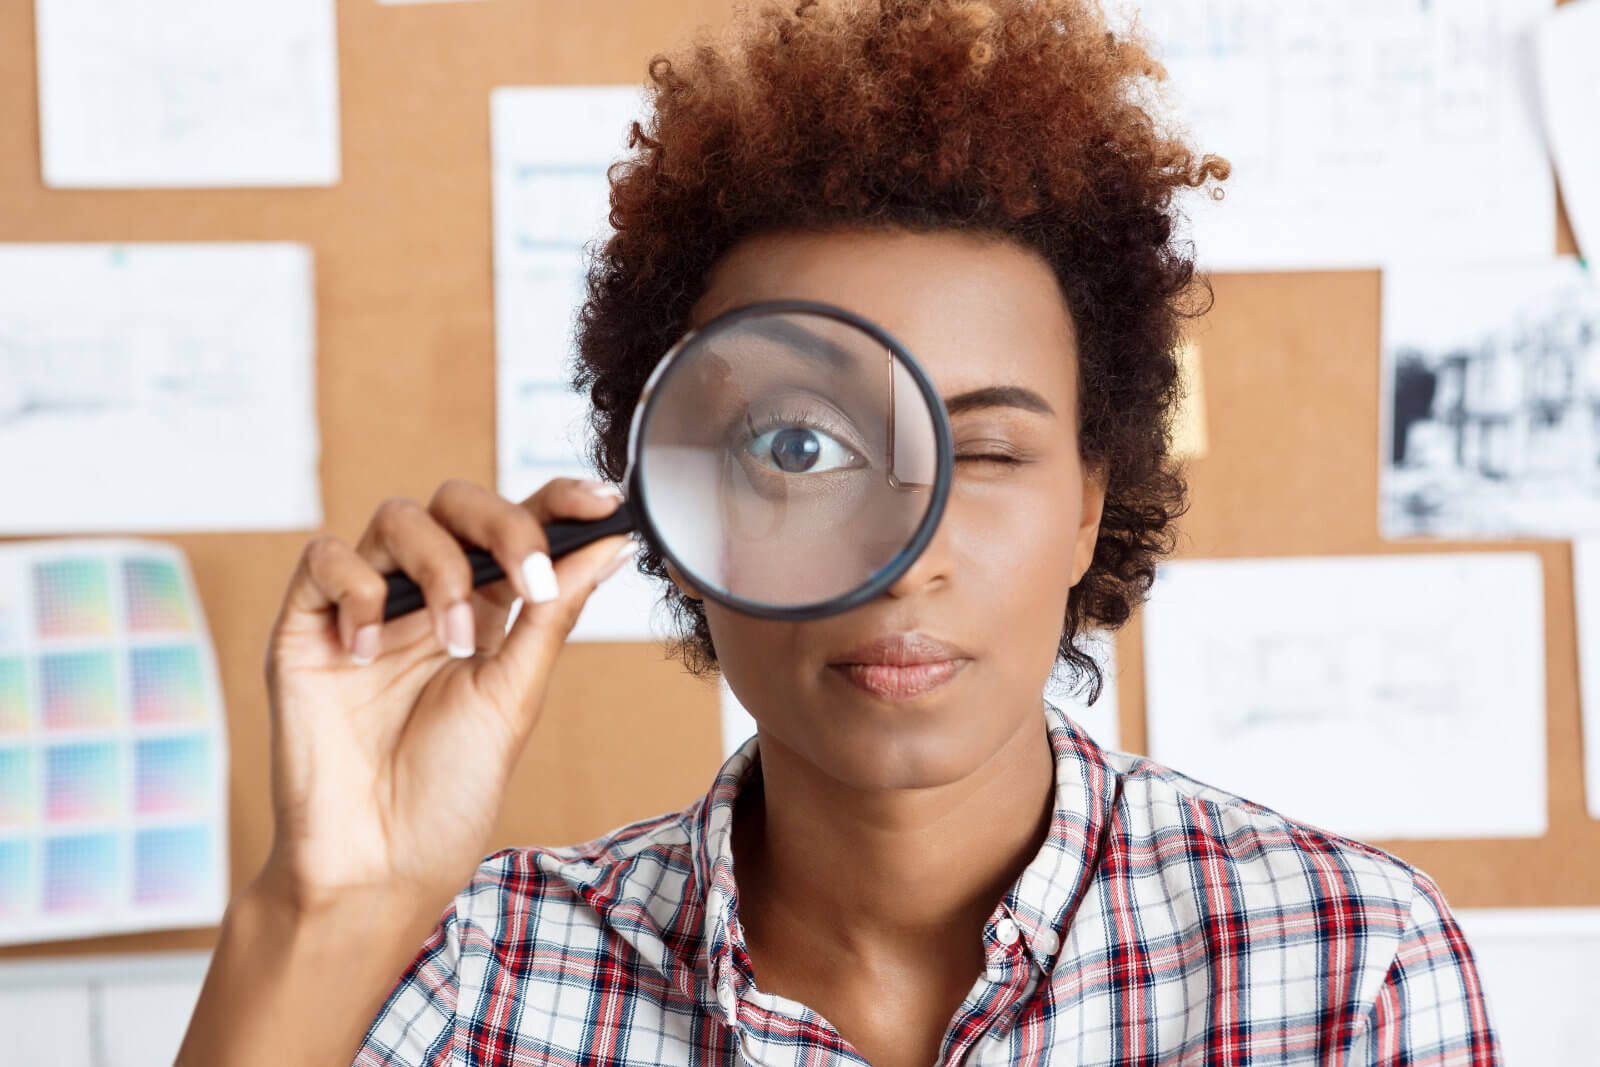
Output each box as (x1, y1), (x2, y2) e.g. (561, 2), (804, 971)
(881, 509), (955, 599)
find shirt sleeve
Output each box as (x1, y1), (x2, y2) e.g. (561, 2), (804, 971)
(1347, 870), (1501, 1065)
(352, 904), (462, 1067)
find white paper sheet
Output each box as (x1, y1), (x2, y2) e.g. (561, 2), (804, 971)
(0, 949), (209, 1067)
(0, 540), (229, 946)
(34, 0), (340, 188)
(1110, 0), (1555, 271)
(1379, 256), (1600, 539)
(492, 86), (666, 642)
(718, 632), (1120, 761)
(1045, 630), (1121, 752)
(1453, 908), (1600, 1063)
(1574, 538), (1600, 819)
(0, 243), (321, 534)
(719, 678), (756, 763)
(1536, 0), (1600, 262)
(1142, 553), (1546, 841)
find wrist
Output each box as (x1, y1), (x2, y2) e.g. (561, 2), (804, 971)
(178, 869), (454, 1067)
(242, 862), (452, 946)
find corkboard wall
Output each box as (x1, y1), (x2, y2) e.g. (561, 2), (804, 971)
(0, 0), (1591, 963)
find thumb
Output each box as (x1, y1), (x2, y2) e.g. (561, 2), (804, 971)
(479, 534), (640, 718)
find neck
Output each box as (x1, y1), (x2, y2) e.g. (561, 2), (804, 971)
(730, 706), (1056, 971)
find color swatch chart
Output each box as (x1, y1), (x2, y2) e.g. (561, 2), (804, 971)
(0, 540), (227, 945)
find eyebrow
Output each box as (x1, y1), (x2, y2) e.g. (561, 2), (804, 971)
(943, 385), (1056, 417)
(737, 316), (856, 370)
(719, 317), (1057, 416)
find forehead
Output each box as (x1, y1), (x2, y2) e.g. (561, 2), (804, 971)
(689, 228), (1080, 403)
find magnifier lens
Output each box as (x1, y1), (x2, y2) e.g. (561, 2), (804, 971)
(635, 308), (942, 614)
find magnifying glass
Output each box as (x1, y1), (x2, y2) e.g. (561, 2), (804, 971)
(381, 299), (953, 622)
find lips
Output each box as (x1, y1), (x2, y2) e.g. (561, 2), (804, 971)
(828, 632), (973, 700)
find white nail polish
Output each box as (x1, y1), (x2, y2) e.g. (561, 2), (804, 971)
(597, 539), (639, 584)
(522, 552), (560, 603)
(589, 483), (625, 500)
(445, 601), (475, 659)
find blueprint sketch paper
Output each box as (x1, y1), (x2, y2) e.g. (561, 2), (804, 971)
(1380, 257), (1600, 539)
(1574, 538), (1600, 819)
(1112, 0), (1554, 271)
(34, 0), (340, 188)
(0, 540), (229, 946)
(492, 86), (666, 643)
(720, 632), (1120, 761)
(0, 243), (321, 534)
(1142, 553), (1546, 841)
(1536, 0), (1600, 261)
(1453, 908), (1600, 1063)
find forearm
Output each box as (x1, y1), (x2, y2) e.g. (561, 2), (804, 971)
(177, 873), (449, 1067)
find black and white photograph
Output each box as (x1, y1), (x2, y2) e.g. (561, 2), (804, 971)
(1381, 256), (1600, 539)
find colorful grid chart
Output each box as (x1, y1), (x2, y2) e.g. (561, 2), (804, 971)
(0, 540), (227, 946)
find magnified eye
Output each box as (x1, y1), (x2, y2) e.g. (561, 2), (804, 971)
(747, 425), (861, 474)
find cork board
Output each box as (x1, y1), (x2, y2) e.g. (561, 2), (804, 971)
(0, 0), (1591, 966)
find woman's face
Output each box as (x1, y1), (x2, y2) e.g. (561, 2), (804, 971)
(678, 227), (1106, 790)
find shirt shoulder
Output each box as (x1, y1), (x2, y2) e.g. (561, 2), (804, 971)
(1084, 748), (1445, 1045)
(457, 800), (710, 988)
(357, 803), (719, 1066)
(1099, 745), (1420, 914)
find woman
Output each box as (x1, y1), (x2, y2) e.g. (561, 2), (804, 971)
(180, 1), (1498, 1063)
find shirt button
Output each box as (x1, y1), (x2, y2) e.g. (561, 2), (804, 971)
(1036, 929), (1060, 955)
(995, 917), (1020, 946)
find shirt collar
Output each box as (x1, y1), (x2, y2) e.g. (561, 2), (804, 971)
(690, 699), (1118, 1010)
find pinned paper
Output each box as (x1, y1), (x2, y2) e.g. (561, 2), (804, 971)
(1536, 0), (1600, 261)
(1454, 908), (1600, 1064)
(1143, 553), (1546, 841)
(0, 540), (228, 946)
(1379, 257), (1600, 540)
(1574, 537), (1600, 820)
(34, 0), (340, 187)
(1170, 340), (1208, 460)
(491, 86), (665, 642)
(1111, 0), (1554, 270)
(0, 243), (321, 534)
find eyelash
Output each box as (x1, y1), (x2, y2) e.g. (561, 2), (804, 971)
(741, 407), (862, 452)
(738, 412), (1024, 469)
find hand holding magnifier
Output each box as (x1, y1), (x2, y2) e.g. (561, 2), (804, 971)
(381, 300), (954, 622)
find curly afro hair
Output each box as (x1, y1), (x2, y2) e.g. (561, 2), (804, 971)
(573, 0), (1228, 702)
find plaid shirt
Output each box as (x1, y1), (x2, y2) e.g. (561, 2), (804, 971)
(357, 701), (1499, 1065)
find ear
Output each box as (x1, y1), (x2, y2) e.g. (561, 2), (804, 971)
(1070, 463), (1108, 586)
(663, 558), (706, 603)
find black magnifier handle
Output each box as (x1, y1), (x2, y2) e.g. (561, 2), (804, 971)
(381, 500), (638, 622)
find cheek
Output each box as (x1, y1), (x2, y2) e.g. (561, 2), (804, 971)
(702, 605), (808, 689)
(948, 471), (1083, 588)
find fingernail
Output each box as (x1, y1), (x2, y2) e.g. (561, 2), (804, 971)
(587, 481), (624, 500)
(445, 601), (475, 658)
(596, 540), (639, 584)
(522, 552), (560, 603)
(350, 624), (380, 666)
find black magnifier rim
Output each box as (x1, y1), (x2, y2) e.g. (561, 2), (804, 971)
(623, 298), (954, 622)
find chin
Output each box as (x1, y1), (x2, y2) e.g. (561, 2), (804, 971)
(787, 694), (1004, 791)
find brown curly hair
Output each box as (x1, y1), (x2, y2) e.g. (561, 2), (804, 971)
(573, 0), (1228, 702)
